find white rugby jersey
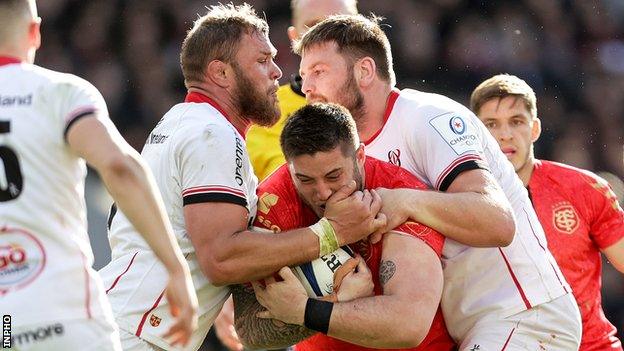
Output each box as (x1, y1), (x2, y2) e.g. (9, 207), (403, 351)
(366, 88), (570, 341)
(0, 57), (115, 326)
(99, 92), (258, 350)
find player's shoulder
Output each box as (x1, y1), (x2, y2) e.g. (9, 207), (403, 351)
(257, 164), (301, 215)
(168, 102), (239, 140)
(396, 88), (474, 120)
(536, 159), (604, 187)
(364, 156), (428, 190)
(21, 64), (101, 97)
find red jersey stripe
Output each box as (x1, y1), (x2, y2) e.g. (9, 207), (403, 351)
(499, 248), (532, 309)
(106, 252), (138, 294)
(500, 327), (516, 350)
(136, 290), (166, 337)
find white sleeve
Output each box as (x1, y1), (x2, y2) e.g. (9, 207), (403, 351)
(413, 111), (490, 191)
(58, 75), (110, 138)
(176, 122), (250, 210)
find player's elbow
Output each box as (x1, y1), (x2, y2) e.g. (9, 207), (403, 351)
(197, 252), (241, 286)
(98, 152), (141, 181)
(494, 210), (516, 247)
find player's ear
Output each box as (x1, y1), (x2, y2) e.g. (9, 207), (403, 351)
(29, 17), (41, 50)
(206, 60), (232, 88)
(287, 26), (298, 42)
(531, 117), (542, 142)
(355, 143), (366, 167)
(354, 57), (376, 88)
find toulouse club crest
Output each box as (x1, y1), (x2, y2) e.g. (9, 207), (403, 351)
(552, 202), (579, 234)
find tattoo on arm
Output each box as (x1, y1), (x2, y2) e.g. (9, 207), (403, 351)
(379, 260), (396, 286)
(231, 284), (316, 349)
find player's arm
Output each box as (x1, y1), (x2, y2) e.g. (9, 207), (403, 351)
(603, 238), (624, 273)
(377, 169), (515, 247)
(255, 231), (443, 348)
(232, 283), (316, 349)
(66, 116), (198, 346)
(185, 184), (385, 285)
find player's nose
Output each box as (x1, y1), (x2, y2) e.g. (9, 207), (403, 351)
(301, 75), (313, 96)
(315, 183), (333, 202)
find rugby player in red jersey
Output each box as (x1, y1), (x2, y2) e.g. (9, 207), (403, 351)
(231, 103), (456, 351)
(472, 73), (624, 351)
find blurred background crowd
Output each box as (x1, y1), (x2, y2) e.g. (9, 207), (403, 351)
(33, 0), (624, 349)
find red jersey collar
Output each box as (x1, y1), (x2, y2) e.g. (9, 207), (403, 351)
(363, 88), (400, 145)
(184, 91), (248, 139)
(0, 56), (22, 67)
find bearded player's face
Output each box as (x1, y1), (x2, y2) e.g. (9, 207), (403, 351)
(299, 42), (364, 120)
(289, 145), (365, 218)
(477, 96), (541, 175)
(232, 32), (282, 127)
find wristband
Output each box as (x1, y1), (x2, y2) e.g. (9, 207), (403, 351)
(309, 217), (339, 257)
(303, 298), (334, 334)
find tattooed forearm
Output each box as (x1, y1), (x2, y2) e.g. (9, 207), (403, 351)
(231, 284), (316, 350)
(379, 260), (396, 286)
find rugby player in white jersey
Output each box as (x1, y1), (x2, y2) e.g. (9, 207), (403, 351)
(292, 14), (582, 350)
(99, 4), (385, 351)
(0, 0), (198, 350)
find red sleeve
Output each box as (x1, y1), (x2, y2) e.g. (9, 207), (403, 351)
(584, 173), (624, 249)
(376, 160), (445, 256)
(253, 165), (303, 233)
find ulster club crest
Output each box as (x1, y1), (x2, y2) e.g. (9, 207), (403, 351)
(552, 203), (579, 234)
(150, 314), (162, 327)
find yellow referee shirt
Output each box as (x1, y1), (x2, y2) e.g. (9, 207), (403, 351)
(246, 75), (306, 181)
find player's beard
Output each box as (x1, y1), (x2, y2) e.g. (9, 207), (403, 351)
(232, 63), (280, 127)
(338, 66), (366, 123)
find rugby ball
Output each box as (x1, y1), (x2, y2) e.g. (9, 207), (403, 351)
(292, 246), (356, 298)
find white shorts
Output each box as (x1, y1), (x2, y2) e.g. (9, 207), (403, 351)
(119, 329), (167, 351)
(9, 318), (121, 351)
(460, 293), (581, 351)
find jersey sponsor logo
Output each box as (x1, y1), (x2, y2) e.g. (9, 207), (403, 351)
(449, 116), (466, 135)
(0, 94), (32, 107)
(0, 227), (46, 295)
(255, 215), (282, 233)
(149, 314), (162, 327)
(258, 192), (279, 215)
(387, 149), (401, 166)
(11, 323), (64, 346)
(402, 221), (433, 237)
(429, 114), (480, 156)
(145, 133), (169, 144)
(234, 135), (245, 186)
(552, 202), (579, 234)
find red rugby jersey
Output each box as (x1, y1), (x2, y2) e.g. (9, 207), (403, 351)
(254, 156), (455, 351)
(528, 160), (624, 350)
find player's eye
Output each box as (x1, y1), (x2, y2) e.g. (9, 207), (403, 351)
(485, 122), (497, 129)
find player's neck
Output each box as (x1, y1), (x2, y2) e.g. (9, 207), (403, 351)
(187, 86), (251, 137)
(357, 84), (393, 142)
(517, 156), (536, 186)
(0, 46), (28, 63)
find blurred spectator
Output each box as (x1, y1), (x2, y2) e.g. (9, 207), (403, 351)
(36, 0), (623, 348)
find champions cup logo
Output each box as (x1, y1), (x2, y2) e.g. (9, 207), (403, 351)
(449, 116), (466, 135)
(0, 228), (46, 295)
(387, 149), (401, 166)
(553, 203), (579, 234)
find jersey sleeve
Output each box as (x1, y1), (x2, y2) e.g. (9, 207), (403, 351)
(584, 173), (624, 249)
(58, 75), (110, 139)
(412, 110), (490, 191)
(253, 166), (303, 233)
(176, 122), (250, 209)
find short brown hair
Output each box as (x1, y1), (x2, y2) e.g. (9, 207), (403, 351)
(470, 74), (537, 118)
(281, 103), (359, 160)
(294, 14), (395, 85)
(180, 3), (269, 88)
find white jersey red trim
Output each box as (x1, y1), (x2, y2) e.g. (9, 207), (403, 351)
(0, 58), (116, 327)
(364, 88), (569, 341)
(100, 91), (257, 350)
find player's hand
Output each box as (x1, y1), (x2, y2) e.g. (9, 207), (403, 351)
(162, 268), (199, 346)
(336, 255), (374, 302)
(371, 188), (411, 242)
(253, 267), (307, 326)
(213, 296), (243, 351)
(325, 181), (387, 245)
